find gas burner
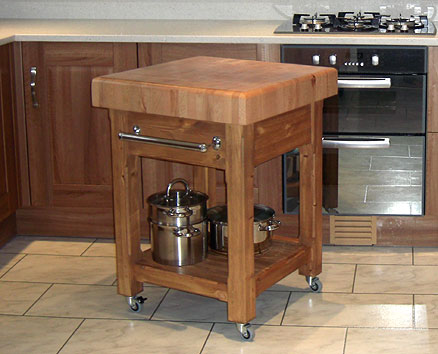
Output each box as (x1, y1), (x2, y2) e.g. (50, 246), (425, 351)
(274, 11), (436, 35)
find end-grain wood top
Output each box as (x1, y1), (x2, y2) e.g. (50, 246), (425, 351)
(92, 56), (337, 125)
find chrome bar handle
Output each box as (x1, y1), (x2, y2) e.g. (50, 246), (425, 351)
(322, 137), (390, 149)
(119, 132), (209, 152)
(337, 77), (391, 89)
(30, 66), (39, 108)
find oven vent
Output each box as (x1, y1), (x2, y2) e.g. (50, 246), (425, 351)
(329, 216), (377, 245)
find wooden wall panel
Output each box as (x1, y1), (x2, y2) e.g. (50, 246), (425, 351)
(428, 47), (438, 133)
(0, 43), (18, 244)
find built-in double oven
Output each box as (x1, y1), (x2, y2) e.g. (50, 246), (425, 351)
(282, 45), (427, 216)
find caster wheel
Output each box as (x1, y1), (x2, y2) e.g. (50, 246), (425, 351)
(127, 296), (146, 313)
(236, 323), (253, 341)
(308, 277), (322, 293)
(241, 328), (253, 341)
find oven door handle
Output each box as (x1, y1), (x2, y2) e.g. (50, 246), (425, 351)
(337, 77), (392, 89)
(322, 137), (391, 149)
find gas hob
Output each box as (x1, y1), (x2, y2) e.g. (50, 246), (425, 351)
(274, 12), (436, 35)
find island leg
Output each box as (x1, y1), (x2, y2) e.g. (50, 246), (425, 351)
(110, 110), (143, 298)
(299, 101), (323, 278)
(225, 124), (256, 325)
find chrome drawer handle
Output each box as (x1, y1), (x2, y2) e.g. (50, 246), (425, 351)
(30, 66), (39, 108)
(337, 78), (391, 89)
(322, 137), (390, 149)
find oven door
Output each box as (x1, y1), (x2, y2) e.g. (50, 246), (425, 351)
(324, 74), (426, 135)
(283, 135), (425, 216)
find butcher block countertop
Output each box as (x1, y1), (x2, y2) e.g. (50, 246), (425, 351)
(91, 56), (338, 124)
(1, 19), (438, 46)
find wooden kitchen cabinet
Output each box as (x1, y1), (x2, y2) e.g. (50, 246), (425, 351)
(17, 42), (137, 236)
(0, 43), (19, 246)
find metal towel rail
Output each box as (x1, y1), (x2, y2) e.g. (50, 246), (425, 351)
(118, 126), (221, 153)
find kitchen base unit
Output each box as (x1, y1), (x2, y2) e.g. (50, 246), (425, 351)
(92, 56), (337, 339)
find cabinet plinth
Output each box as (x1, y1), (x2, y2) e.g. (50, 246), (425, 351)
(92, 56), (337, 324)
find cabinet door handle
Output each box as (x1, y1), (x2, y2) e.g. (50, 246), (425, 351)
(30, 66), (39, 108)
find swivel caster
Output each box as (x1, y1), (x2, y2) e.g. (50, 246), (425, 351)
(127, 295), (146, 313)
(306, 276), (322, 293)
(236, 322), (253, 341)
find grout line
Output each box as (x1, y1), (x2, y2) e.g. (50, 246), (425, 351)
(343, 328), (349, 354)
(23, 283), (54, 316)
(280, 291), (292, 326)
(0, 254), (28, 279)
(148, 288), (170, 320)
(351, 264), (358, 293)
(199, 322), (215, 354)
(56, 318), (86, 354)
(79, 238), (99, 256)
(412, 294), (416, 329)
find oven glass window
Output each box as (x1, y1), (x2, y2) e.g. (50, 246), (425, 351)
(283, 136), (425, 216)
(324, 75), (426, 135)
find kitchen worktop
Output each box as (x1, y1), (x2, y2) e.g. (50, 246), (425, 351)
(1, 19), (438, 46)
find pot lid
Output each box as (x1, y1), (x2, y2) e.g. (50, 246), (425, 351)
(147, 178), (208, 207)
(207, 204), (276, 224)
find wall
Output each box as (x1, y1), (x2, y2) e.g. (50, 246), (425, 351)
(0, 0), (436, 20)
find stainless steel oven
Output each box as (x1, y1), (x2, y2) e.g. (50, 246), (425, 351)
(282, 45), (427, 216)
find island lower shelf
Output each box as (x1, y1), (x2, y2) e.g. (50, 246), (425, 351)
(133, 238), (309, 302)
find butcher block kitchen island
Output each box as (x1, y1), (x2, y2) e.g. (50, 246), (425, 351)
(92, 56), (337, 339)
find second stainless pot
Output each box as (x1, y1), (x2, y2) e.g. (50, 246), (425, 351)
(207, 204), (281, 254)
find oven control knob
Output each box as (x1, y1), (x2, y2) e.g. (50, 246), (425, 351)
(371, 54), (379, 66)
(312, 54), (320, 65)
(329, 54), (337, 65)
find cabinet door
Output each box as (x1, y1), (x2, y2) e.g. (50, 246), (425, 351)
(0, 44), (18, 244)
(20, 42), (137, 236)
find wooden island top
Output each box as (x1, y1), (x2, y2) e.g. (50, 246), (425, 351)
(92, 56), (337, 124)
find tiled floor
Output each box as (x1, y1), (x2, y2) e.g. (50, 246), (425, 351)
(2, 237), (438, 353)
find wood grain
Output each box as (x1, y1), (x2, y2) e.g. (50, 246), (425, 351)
(298, 101), (323, 277)
(138, 43), (258, 67)
(0, 43), (18, 232)
(21, 42), (137, 236)
(92, 56), (337, 125)
(428, 47), (438, 133)
(426, 133), (438, 216)
(110, 110), (143, 296)
(253, 105), (311, 166)
(225, 123), (256, 323)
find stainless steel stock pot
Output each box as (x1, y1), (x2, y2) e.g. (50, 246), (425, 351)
(147, 179), (208, 266)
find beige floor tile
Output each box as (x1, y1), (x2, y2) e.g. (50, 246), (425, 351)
(0, 236), (95, 256)
(283, 292), (413, 328)
(415, 295), (438, 328)
(203, 323), (346, 354)
(0, 281), (51, 315)
(82, 239), (151, 257)
(269, 263), (355, 293)
(414, 248), (438, 265)
(0, 315), (82, 354)
(323, 246), (412, 265)
(1, 255), (116, 285)
(152, 289), (289, 325)
(0, 253), (25, 277)
(27, 284), (167, 319)
(355, 264), (438, 294)
(345, 328), (438, 354)
(60, 319), (211, 354)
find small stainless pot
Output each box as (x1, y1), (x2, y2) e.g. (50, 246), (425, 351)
(207, 204), (281, 254)
(147, 179), (208, 266)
